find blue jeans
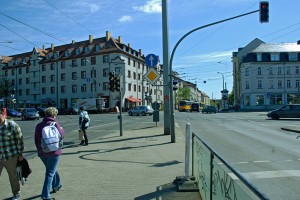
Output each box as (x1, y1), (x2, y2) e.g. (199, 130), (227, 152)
(40, 155), (61, 199)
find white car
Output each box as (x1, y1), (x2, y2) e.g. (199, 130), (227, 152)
(128, 106), (154, 116)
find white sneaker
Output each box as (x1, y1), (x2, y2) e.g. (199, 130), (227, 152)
(11, 193), (20, 200)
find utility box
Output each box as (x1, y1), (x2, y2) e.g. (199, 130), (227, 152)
(153, 110), (159, 122)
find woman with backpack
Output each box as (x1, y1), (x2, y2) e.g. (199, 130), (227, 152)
(35, 107), (64, 200)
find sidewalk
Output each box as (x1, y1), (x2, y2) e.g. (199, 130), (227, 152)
(0, 124), (201, 200)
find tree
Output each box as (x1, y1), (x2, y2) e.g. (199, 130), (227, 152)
(0, 80), (14, 107)
(176, 87), (191, 103)
(228, 91), (234, 106)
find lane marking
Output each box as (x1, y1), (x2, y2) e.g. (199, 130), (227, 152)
(229, 170), (300, 180)
(253, 160), (271, 163)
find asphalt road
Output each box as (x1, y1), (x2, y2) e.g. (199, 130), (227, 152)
(175, 110), (300, 200)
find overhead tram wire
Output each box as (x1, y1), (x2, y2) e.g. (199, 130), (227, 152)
(42, 0), (96, 37)
(0, 11), (67, 44)
(0, 43), (26, 53)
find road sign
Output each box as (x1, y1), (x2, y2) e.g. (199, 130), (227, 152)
(86, 78), (91, 82)
(144, 68), (160, 85)
(145, 54), (158, 68)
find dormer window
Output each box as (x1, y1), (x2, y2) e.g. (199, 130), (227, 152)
(65, 51), (69, 57)
(76, 48), (80, 55)
(95, 45), (100, 52)
(54, 52), (59, 58)
(46, 54), (50, 60)
(85, 47), (90, 53)
(15, 60), (19, 65)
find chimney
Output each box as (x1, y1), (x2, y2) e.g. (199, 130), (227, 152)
(89, 35), (93, 44)
(128, 43), (131, 49)
(51, 43), (54, 51)
(72, 40), (76, 44)
(42, 45), (45, 50)
(106, 31), (111, 41)
(297, 40), (300, 45)
(139, 49), (142, 56)
(118, 36), (122, 43)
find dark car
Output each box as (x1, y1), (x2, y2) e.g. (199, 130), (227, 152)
(267, 104), (300, 120)
(202, 106), (217, 114)
(190, 103), (200, 112)
(7, 109), (22, 118)
(21, 108), (40, 120)
(36, 107), (46, 117)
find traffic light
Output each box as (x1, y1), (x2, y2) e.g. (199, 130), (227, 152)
(109, 72), (115, 92)
(259, 1), (269, 23)
(173, 79), (178, 91)
(114, 76), (120, 91)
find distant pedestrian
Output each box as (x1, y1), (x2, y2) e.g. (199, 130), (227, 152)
(78, 107), (90, 146)
(0, 108), (24, 200)
(35, 107), (64, 200)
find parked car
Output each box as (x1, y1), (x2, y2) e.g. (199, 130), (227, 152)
(21, 108), (40, 120)
(36, 107), (46, 117)
(190, 103), (200, 112)
(128, 105), (154, 116)
(202, 106), (217, 114)
(7, 109), (22, 118)
(267, 104), (300, 120)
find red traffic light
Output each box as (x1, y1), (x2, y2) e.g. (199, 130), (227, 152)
(259, 1), (269, 23)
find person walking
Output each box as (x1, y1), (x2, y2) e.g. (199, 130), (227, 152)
(35, 107), (64, 200)
(78, 107), (90, 146)
(0, 108), (24, 200)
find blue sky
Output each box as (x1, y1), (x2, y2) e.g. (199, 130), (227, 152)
(0, 0), (299, 99)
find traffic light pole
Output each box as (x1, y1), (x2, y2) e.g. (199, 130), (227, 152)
(119, 75), (123, 136)
(163, 2), (260, 143)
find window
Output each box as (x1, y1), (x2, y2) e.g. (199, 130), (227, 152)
(61, 73), (66, 81)
(11, 80), (14, 86)
(133, 60), (136, 67)
(26, 78), (30, 84)
(81, 71), (86, 79)
(258, 80), (262, 89)
(257, 67), (262, 75)
(18, 68), (22, 75)
(133, 72), (136, 79)
(51, 63), (55, 70)
(4, 70), (8, 76)
(128, 70), (131, 78)
(81, 58), (86, 66)
(278, 80), (282, 89)
(245, 68), (249, 76)
(256, 95), (264, 105)
(128, 57), (131, 65)
(138, 73), (141, 80)
(72, 60), (77, 67)
(128, 83), (132, 91)
(278, 67), (282, 74)
(61, 86), (66, 93)
(270, 53), (280, 61)
(286, 67), (291, 75)
(257, 54), (262, 61)
(42, 87), (46, 95)
(72, 72), (77, 80)
(103, 69), (108, 77)
(95, 45), (100, 52)
(287, 80), (291, 88)
(296, 80), (300, 88)
(138, 62), (140, 69)
(85, 47), (90, 53)
(26, 67), (30, 74)
(91, 57), (96, 65)
(134, 84), (136, 92)
(115, 67), (121, 76)
(11, 69), (15, 76)
(103, 55), (109, 63)
(103, 82), (109, 91)
(269, 80), (274, 89)
(289, 53), (297, 61)
(296, 67), (299, 75)
(50, 75), (55, 82)
(65, 51), (69, 57)
(51, 87), (55, 94)
(18, 79), (22, 85)
(245, 81), (249, 89)
(270, 94), (282, 105)
(26, 89), (30, 95)
(42, 65), (46, 71)
(18, 89), (22, 97)
(61, 61), (65, 69)
(138, 85), (141, 92)
(72, 85), (77, 93)
(91, 69), (96, 78)
(268, 67), (273, 75)
(81, 84), (86, 92)
(42, 76), (46, 83)
(245, 95), (250, 106)
(76, 48), (80, 55)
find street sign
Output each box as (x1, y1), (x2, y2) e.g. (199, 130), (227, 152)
(145, 54), (158, 68)
(144, 68), (160, 85)
(86, 78), (91, 82)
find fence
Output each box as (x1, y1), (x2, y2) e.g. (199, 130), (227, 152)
(188, 127), (269, 199)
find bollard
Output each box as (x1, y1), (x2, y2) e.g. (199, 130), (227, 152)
(185, 120), (191, 177)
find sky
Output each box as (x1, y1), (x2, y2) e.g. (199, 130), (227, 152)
(0, 0), (299, 99)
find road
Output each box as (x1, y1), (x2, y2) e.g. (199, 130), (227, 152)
(175, 110), (300, 200)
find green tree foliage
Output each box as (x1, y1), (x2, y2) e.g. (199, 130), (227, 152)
(228, 91), (234, 106)
(176, 87), (191, 103)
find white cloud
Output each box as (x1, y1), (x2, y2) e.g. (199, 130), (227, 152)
(178, 51), (232, 64)
(118, 15), (133, 23)
(133, 0), (161, 14)
(88, 3), (100, 13)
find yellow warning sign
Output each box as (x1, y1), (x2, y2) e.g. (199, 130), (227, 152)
(144, 68), (160, 85)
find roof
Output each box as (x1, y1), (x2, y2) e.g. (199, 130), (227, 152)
(252, 43), (300, 53)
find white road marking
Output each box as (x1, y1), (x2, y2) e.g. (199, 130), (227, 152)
(229, 170), (300, 180)
(253, 160), (271, 163)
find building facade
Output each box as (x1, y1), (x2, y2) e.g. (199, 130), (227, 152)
(232, 38), (300, 110)
(0, 31), (163, 110)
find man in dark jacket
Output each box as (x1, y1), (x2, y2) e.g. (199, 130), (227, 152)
(35, 107), (64, 200)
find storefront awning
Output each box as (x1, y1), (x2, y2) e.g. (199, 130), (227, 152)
(126, 97), (141, 103)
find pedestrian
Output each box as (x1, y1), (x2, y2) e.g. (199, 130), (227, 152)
(35, 107), (64, 200)
(0, 108), (24, 200)
(78, 107), (90, 146)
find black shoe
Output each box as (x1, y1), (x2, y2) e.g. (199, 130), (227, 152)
(52, 185), (62, 193)
(79, 141), (84, 145)
(42, 198), (55, 200)
(82, 143), (88, 146)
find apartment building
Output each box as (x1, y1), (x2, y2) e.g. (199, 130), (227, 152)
(232, 38), (300, 110)
(0, 31), (163, 110)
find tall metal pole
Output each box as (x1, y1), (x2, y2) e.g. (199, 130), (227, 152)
(162, 0), (171, 135)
